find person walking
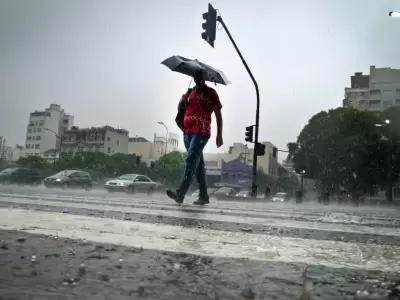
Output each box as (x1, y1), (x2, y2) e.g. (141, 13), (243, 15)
(167, 70), (223, 205)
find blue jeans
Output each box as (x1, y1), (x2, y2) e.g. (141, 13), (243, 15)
(177, 133), (209, 198)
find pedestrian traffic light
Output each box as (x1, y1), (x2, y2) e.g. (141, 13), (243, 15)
(255, 142), (266, 156)
(272, 147), (278, 158)
(245, 125), (254, 143)
(201, 3), (217, 48)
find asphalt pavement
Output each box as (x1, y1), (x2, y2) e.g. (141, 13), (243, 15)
(0, 185), (399, 299)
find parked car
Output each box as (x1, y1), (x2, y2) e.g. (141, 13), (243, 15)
(44, 170), (93, 191)
(104, 174), (157, 194)
(272, 192), (289, 202)
(235, 190), (251, 198)
(191, 188), (217, 197)
(213, 187), (237, 200)
(0, 167), (42, 186)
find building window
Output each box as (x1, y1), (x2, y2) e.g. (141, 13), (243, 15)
(369, 100), (381, 107)
(29, 122), (34, 126)
(108, 147), (111, 154)
(117, 140), (119, 145)
(33, 128), (36, 133)
(107, 137), (110, 142)
(35, 144), (40, 149)
(36, 136), (41, 141)
(27, 128), (32, 133)
(382, 90), (394, 100)
(27, 136), (31, 141)
(396, 99), (400, 105)
(26, 144), (30, 149)
(38, 122), (44, 126)
(37, 128), (42, 132)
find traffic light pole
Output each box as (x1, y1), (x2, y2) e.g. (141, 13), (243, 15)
(217, 16), (260, 197)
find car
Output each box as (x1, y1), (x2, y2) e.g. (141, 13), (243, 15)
(44, 170), (93, 191)
(0, 167), (42, 186)
(191, 188), (217, 197)
(272, 192), (289, 202)
(235, 190), (251, 198)
(213, 187), (237, 200)
(104, 174), (157, 195)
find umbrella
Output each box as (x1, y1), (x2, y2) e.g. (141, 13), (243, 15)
(161, 55), (230, 85)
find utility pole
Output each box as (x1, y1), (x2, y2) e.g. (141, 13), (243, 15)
(201, 3), (261, 197)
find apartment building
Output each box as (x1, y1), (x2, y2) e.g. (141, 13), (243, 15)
(128, 137), (154, 158)
(153, 132), (180, 159)
(24, 104), (74, 157)
(343, 66), (400, 111)
(227, 141), (279, 178)
(60, 125), (129, 157)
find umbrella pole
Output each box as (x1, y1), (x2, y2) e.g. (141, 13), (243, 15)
(217, 15), (261, 198)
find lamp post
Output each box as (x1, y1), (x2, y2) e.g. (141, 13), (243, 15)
(157, 121), (168, 156)
(375, 119), (393, 202)
(44, 128), (61, 166)
(300, 170), (305, 197)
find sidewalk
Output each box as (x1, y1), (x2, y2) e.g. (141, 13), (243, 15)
(0, 230), (399, 300)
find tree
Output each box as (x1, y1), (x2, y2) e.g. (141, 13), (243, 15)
(288, 107), (391, 200)
(151, 151), (185, 187)
(17, 156), (50, 170)
(276, 172), (300, 197)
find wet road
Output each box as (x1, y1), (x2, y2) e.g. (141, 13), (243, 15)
(0, 185), (399, 299)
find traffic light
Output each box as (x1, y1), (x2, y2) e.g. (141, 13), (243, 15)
(255, 142), (266, 156)
(201, 3), (217, 48)
(245, 125), (254, 143)
(272, 147), (278, 158)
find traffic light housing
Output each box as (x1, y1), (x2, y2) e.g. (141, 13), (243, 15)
(201, 3), (217, 48)
(272, 147), (278, 158)
(255, 142), (266, 156)
(245, 125), (254, 143)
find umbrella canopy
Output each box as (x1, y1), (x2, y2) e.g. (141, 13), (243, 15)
(161, 55), (230, 85)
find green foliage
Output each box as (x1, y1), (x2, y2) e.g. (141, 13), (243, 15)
(151, 151), (185, 187)
(16, 156), (51, 170)
(276, 173), (300, 196)
(288, 107), (393, 194)
(14, 151), (186, 185)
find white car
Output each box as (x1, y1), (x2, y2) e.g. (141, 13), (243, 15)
(272, 192), (288, 202)
(104, 174), (157, 194)
(235, 190), (251, 198)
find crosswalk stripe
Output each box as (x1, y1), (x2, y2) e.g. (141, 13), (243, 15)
(0, 208), (398, 273)
(1, 192), (399, 221)
(0, 195), (399, 237)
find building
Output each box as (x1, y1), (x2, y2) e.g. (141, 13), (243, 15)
(153, 132), (180, 159)
(220, 158), (252, 189)
(0, 137), (8, 160)
(60, 125), (129, 157)
(25, 104), (74, 157)
(11, 144), (24, 162)
(227, 141), (279, 178)
(128, 137), (154, 159)
(343, 66), (400, 111)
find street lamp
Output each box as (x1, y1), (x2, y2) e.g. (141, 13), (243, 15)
(389, 11), (400, 18)
(300, 170), (305, 197)
(157, 121), (168, 156)
(374, 119), (393, 202)
(44, 128), (61, 166)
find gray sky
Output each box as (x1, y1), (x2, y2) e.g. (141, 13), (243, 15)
(1, 0), (400, 153)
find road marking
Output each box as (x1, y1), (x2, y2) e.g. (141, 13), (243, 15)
(0, 197), (399, 237)
(0, 193), (398, 224)
(0, 208), (398, 272)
